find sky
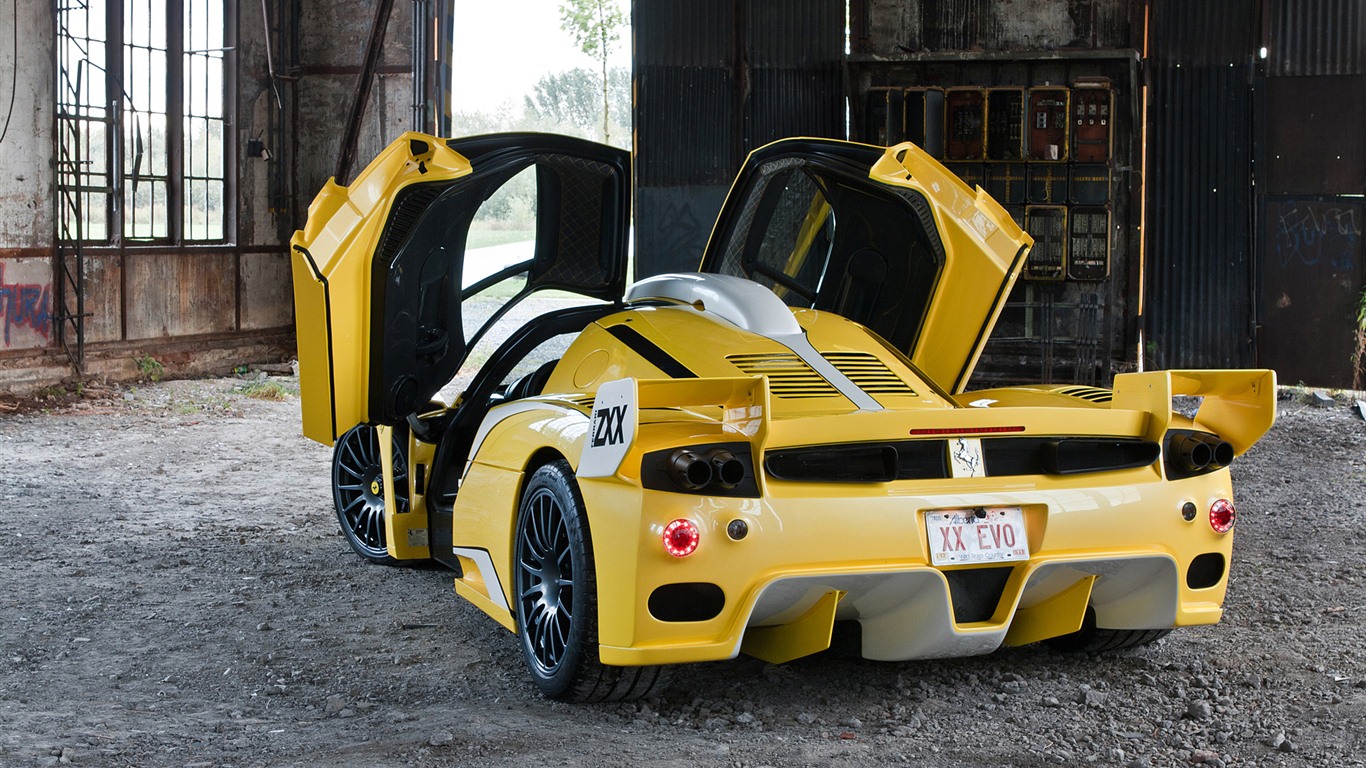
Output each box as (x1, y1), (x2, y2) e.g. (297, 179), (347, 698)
(450, 0), (631, 114)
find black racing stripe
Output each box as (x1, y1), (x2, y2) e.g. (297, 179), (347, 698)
(606, 324), (698, 379)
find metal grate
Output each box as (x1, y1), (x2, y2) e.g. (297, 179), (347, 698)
(727, 353), (839, 398)
(825, 352), (917, 395)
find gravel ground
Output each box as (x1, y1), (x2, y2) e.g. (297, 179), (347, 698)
(0, 377), (1362, 767)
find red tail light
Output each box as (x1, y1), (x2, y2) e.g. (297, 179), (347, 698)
(1209, 499), (1236, 534)
(662, 519), (700, 557)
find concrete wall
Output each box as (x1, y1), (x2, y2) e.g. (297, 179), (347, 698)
(296, 1), (414, 197)
(0, 1), (414, 392)
(0, 2), (55, 359)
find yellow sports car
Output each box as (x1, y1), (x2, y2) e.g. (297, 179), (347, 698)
(290, 132), (1275, 702)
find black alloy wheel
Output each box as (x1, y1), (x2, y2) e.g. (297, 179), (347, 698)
(332, 424), (409, 564)
(513, 460), (666, 702)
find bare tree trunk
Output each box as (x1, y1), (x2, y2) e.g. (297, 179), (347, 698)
(600, 16), (610, 144)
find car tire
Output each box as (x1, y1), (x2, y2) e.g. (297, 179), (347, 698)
(514, 460), (667, 702)
(1044, 607), (1173, 653)
(331, 423), (408, 565)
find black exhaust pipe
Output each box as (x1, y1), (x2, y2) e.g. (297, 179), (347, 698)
(705, 448), (746, 489)
(1198, 434), (1235, 469)
(668, 449), (713, 490)
(1172, 434), (1213, 472)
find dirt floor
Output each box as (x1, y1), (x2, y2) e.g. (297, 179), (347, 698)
(1, 375), (1363, 767)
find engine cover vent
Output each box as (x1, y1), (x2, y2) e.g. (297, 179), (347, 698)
(727, 353), (839, 399)
(1054, 386), (1113, 404)
(824, 352), (917, 395)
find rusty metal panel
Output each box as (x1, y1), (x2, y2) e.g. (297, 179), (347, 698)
(636, 65), (739, 187)
(1258, 196), (1364, 387)
(743, 0), (843, 147)
(635, 1), (737, 190)
(239, 251), (294, 330)
(1267, 0), (1366, 76)
(635, 0), (733, 66)
(919, 0), (1003, 51)
(858, 0), (1134, 55)
(744, 68), (843, 149)
(72, 253), (122, 344)
(123, 252), (236, 340)
(633, 0), (844, 277)
(1263, 74), (1366, 195)
(744, 0), (843, 67)
(1143, 0), (1257, 370)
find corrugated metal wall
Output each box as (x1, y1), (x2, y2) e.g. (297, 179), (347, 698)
(1143, 0), (1258, 370)
(1255, 0), (1366, 387)
(635, 1), (737, 188)
(1266, 0), (1366, 76)
(633, 0), (843, 277)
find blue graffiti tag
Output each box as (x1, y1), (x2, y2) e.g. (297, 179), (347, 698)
(1272, 201), (1362, 271)
(0, 263), (53, 345)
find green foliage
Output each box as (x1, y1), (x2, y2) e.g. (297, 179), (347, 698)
(468, 165), (537, 227)
(523, 67), (630, 141)
(559, 0), (625, 62)
(236, 380), (294, 401)
(135, 354), (164, 382)
(37, 385), (67, 401)
(1354, 287), (1366, 390)
(558, 0), (627, 143)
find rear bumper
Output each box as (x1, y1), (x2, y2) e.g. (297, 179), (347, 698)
(589, 469), (1236, 666)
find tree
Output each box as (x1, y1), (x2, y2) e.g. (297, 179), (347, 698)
(524, 69), (599, 133)
(523, 67), (630, 144)
(558, 0), (625, 144)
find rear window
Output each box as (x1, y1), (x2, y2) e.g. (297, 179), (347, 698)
(711, 158), (945, 353)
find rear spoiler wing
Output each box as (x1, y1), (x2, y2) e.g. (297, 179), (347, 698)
(577, 376), (770, 478)
(575, 369), (1276, 480)
(1111, 369), (1277, 455)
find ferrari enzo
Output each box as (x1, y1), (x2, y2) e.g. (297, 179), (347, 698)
(290, 132), (1275, 702)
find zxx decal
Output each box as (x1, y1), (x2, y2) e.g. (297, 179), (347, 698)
(590, 404), (628, 447)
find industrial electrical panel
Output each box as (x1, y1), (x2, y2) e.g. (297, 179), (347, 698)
(862, 87), (944, 157)
(1023, 206), (1067, 280)
(945, 88), (986, 160)
(1027, 87), (1070, 161)
(1067, 207), (1111, 281)
(986, 89), (1025, 160)
(1071, 85), (1113, 162)
(861, 81), (1114, 283)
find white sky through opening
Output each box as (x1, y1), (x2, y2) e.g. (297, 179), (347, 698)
(450, 0), (631, 114)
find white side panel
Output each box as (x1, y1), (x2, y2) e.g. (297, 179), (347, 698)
(578, 378), (637, 478)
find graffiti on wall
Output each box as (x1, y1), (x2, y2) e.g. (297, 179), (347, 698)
(0, 262), (52, 347)
(1270, 199), (1363, 272)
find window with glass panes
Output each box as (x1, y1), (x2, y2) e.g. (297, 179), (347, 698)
(56, 0), (230, 244)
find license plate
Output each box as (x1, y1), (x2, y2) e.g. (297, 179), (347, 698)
(926, 507), (1029, 566)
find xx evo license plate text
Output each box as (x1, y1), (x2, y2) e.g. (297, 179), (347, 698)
(927, 507), (1028, 566)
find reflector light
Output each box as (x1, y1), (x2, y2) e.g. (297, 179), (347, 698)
(662, 519), (700, 557)
(1209, 499), (1236, 534)
(908, 426), (1026, 436)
